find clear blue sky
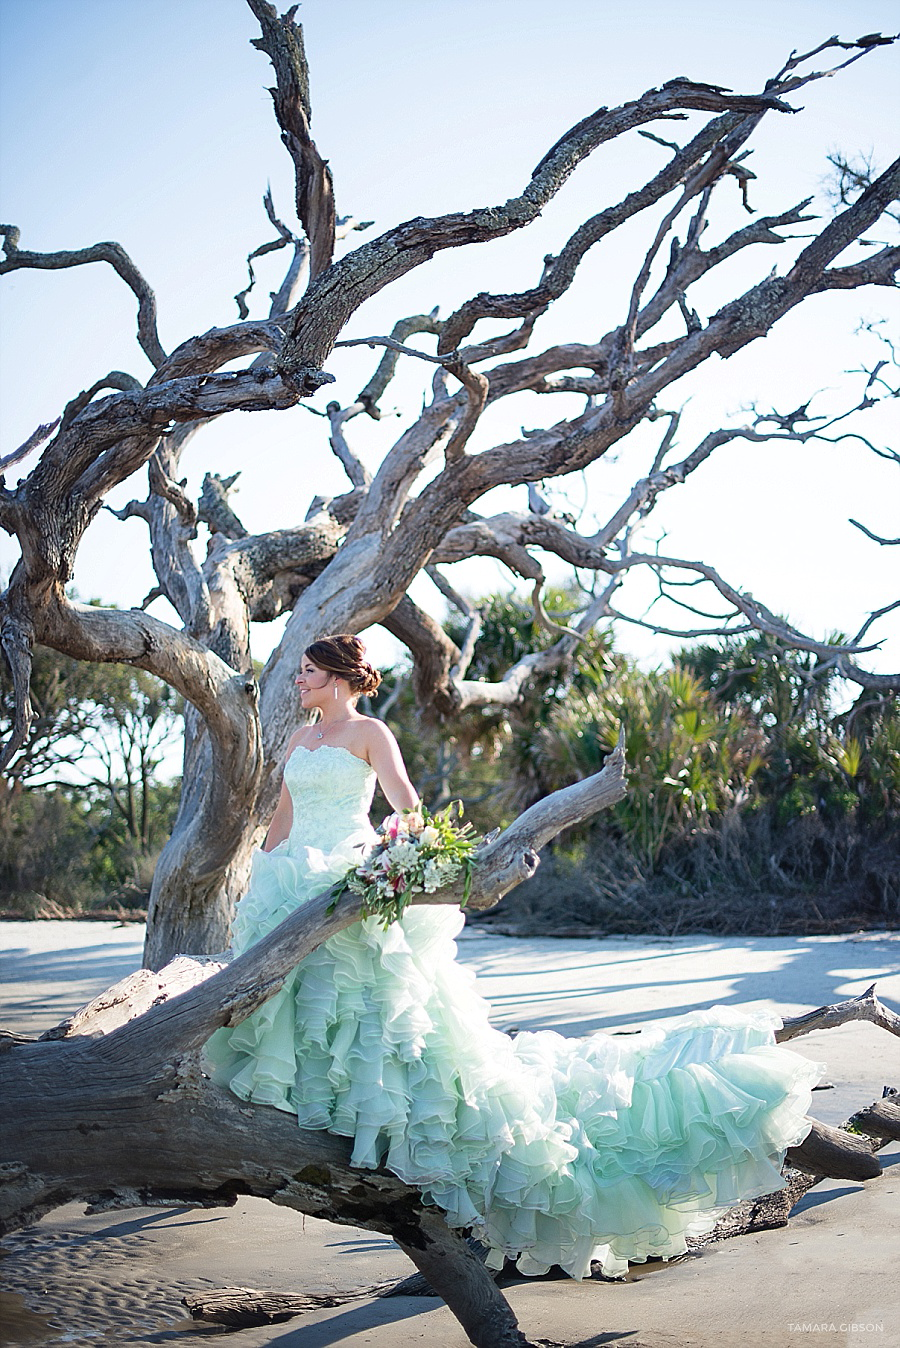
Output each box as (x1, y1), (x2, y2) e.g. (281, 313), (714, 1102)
(1, 0), (898, 676)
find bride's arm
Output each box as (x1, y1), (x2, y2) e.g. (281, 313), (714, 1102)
(365, 721), (419, 814)
(262, 734), (305, 851)
(262, 776), (293, 852)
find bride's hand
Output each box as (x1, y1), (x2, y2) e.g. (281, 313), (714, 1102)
(381, 807), (425, 838)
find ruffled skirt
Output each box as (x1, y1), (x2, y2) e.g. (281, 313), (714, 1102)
(204, 841), (821, 1278)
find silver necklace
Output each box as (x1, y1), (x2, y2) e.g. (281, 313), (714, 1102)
(315, 716), (351, 741)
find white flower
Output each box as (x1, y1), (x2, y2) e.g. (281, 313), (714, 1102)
(419, 825), (440, 848)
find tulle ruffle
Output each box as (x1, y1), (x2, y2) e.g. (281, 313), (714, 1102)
(204, 761), (821, 1279)
(228, 831), (374, 951)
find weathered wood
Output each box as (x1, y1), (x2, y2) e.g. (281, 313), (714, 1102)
(776, 982), (900, 1042)
(0, 1055), (529, 1345)
(39, 955), (227, 1041)
(850, 1099), (900, 1140)
(183, 1283), (406, 1327)
(785, 1118), (882, 1181)
(394, 1213), (530, 1348)
(182, 1248), (470, 1325)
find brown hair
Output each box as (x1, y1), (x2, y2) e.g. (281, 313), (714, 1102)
(303, 634), (381, 697)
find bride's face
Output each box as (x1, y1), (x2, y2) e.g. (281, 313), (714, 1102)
(295, 658), (333, 709)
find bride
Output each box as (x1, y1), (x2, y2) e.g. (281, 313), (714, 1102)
(204, 634), (820, 1280)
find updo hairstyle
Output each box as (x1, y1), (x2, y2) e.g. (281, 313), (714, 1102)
(303, 634), (381, 697)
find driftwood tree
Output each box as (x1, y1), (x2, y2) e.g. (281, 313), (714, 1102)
(0, 9), (897, 967)
(1, 12), (900, 1344)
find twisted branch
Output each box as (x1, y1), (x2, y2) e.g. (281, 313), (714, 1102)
(280, 79), (801, 379)
(0, 226), (165, 368)
(248, 1), (335, 281)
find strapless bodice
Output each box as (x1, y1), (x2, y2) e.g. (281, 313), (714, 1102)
(284, 744), (377, 854)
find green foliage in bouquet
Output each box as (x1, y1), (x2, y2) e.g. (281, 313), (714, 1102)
(331, 803), (478, 928)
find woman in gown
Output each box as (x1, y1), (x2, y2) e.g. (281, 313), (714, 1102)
(204, 634), (821, 1280)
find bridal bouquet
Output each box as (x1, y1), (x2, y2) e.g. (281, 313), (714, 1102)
(332, 803), (478, 928)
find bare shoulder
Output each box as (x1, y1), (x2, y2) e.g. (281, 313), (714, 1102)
(358, 715), (400, 760)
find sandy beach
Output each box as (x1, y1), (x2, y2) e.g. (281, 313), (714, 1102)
(1, 920), (898, 1348)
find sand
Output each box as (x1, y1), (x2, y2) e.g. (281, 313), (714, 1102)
(1, 921), (898, 1348)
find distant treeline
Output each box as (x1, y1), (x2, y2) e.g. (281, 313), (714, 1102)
(2, 592), (898, 932)
(0, 652), (182, 919)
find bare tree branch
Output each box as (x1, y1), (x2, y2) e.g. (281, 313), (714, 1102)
(148, 453), (197, 533)
(0, 226), (166, 368)
(198, 473), (248, 539)
(234, 186), (308, 319)
(425, 565), (483, 681)
(248, 1), (335, 281)
(353, 310), (443, 416)
(777, 982), (900, 1042)
(335, 333), (451, 363)
(0, 595), (34, 774)
(279, 78), (802, 382)
(151, 321), (285, 384)
(19, 366), (321, 514)
(849, 519), (900, 545)
(443, 359), (489, 462)
(381, 596), (462, 718)
(0, 419), (61, 475)
(326, 402), (372, 488)
(58, 372), (145, 436)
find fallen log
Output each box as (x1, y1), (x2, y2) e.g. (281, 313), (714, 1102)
(183, 1283), (405, 1327)
(184, 1085), (899, 1329)
(848, 1098), (900, 1141)
(182, 1264), (445, 1328)
(786, 1119), (882, 1180)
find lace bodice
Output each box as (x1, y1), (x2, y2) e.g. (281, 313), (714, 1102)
(283, 744), (377, 854)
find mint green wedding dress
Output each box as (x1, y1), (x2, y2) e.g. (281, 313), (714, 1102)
(204, 744), (820, 1279)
